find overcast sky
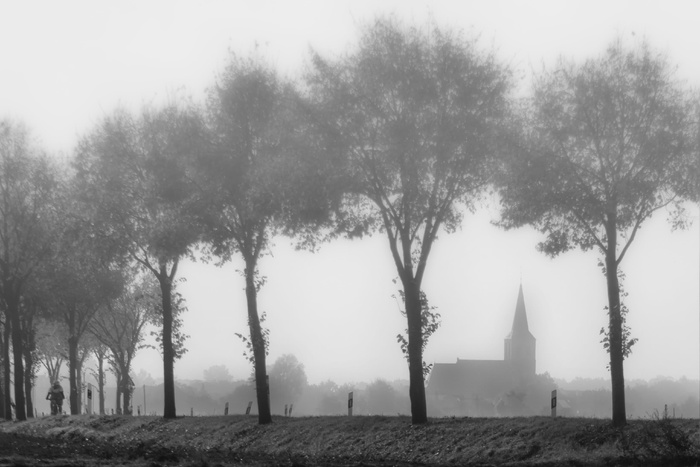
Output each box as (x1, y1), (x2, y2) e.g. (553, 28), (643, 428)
(1, 0), (699, 386)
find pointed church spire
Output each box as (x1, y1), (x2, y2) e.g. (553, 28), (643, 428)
(504, 282), (536, 377)
(506, 282), (533, 339)
(512, 282), (529, 334)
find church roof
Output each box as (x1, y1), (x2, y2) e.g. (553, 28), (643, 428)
(505, 283), (535, 340)
(426, 359), (513, 398)
(427, 284), (536, 400)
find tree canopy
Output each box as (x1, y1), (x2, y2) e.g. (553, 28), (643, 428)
(192, 56), (337, 424)
(307, 17), (511, 423)
(0, 18), (696, 427)
(498, 39), (697, 426)
(0, 119), (62, 420)
(73, 102), (204, 418)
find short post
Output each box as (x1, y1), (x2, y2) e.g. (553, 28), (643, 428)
(224, 402), (229, 416)
(551, 390), (557, 418)
(348, 391), (354, 416)
(245, 401), (252, 415)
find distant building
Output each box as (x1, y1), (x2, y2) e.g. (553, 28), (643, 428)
(426, 284), (537, 416)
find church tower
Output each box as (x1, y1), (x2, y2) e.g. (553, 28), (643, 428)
(503, 284), (536, 381)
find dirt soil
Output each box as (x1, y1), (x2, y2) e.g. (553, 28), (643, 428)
(1, 414), (699, 466)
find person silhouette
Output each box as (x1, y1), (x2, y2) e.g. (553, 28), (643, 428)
(46, 380), (65, 415)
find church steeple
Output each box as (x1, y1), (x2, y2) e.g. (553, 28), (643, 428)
(504, 283), (536, 380)
(507, 283), (534, 340)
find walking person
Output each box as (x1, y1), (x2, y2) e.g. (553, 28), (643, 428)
(46, 380), (65, 415)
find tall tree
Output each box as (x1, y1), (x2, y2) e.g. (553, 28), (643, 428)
(91, 343), (109, 415)
(498, 40), (696, 426)
(307, 18), (510, 424)
(22, 270), (69, 418)
(0, 119), (60, 420)
(45, 210), (123, 415)
(74, 103), (203, 418)
(19, 297), (40, 418)
(74, 333), (100, 414)
(89, 275), (158, 415)
(195, 57), (334, 424)
(0, 315), (5, 419)
(35, 317), (67, 384)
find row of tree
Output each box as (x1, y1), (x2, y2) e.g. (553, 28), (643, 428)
(0, 18), (697, 427)
(0, 137), (173, 419)
(122, 362), (700, 419)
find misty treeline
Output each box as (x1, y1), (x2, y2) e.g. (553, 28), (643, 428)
(0, 17), (698, 426)
(218, 373), (700, 419)
(102, 359), (700, 420)
(209, 375), (700, 419)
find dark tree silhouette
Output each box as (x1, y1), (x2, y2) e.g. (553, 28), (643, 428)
(307, 18), (510, 423)
(91, 343), (109, 415)
(498, 40), (696, 426)
(73, 103), (203, 418)
(194, 57), (334, 424)
(90, 275), (158, 415)
(0, 317), (5, 419)
(19, 296), (40, 418)
(46, 225), (123, 415)
(35, 318), (67, 385)
(0, 120), (60, 420)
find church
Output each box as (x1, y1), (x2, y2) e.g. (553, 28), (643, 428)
(426, 284), (537, 416)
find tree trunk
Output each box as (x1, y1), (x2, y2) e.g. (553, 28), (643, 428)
(605, 220), (626, 427)
(158, 268), (177, 419)
(116, 390), (122, 414)
(68, 335), (80, 415)
(21, 302), (36, 419)
(0, 322), (4, 420)
(0, 345), (4, 420)
(114, 367), (122, 414)
(122, 366), (131, 415)
(403, 278), (427, 424)
(76, 360), (83, 414)
(245, 260), (272, 424)
(8, 292), (26, 420)
(0, 365), (3, 420)
(2, 314), (11, 420)
(47, 360), (61, 384)
(97, 354), (105, 415)
(23, 348), (34, 418)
